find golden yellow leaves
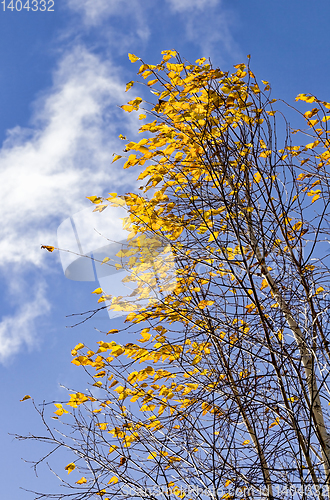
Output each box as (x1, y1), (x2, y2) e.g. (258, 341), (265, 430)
(76, 477), (87, 485)
(304, 140), (320, 150)
(20, 394), (31, 402)
(304, 108), (318, 119)
(96, 422), (107, 431)
(86, 195), (102, 204)
(269, 417), (281, 429)
(108, 476), (119, 484)
(112, 154), (122, 163)
(125, 80), (134, 92)
(65, 463), (76, 474)
(137, 329), (152, 343)
(54, 404), (69, 416)
(259, 150), (271, 159)
(160, 49), (177, 62)
(245, 303), (256, 313)
(121, 97), (143, 113)
(41, 245), (55, 252)
(197, 300), (214, 310)
(128, 53), (140, 63)
(67, 392), (89, 408)
(254, 172), (262, 183)
(307, 189), (321, 203)
(296, 93), (316, 103)
(107, 329), (119, 335)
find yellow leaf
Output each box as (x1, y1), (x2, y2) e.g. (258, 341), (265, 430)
(295, 94), (316, 103)
(254, 172), (261, 183)
(312, 194), (320, 203)
(54, 404), (69, 416)
(137, 329), (152, 343)
(20, 395), (31, 402)
(304, 108), (318, 119)
(92, 288), (103, 295)
(41, 245), (55, 252)
(86, 196), (102, 204)
(305, 140), (320, 149)
(107, 329), (119, 335)
(108, 476), (119, 484)
(76, 477), (87, 485)
(125, 80), (134, 92)
(65, 463), (76, 474)
(315, 286), (324, 294)
(96, 490), (106, 496)
(128, 53), (140, 63)
(73, 343), (84, 351)
(208, 231), (219, 242)
(112, 155), (122, 163)
(97, 422), (107, 430)
(121, 104), (134, 112)
(260, 278), (268, 290)
(242, 440), (250, 445)
(292, 222), (303, 231)
(259, 150), (271, 158)
(93, 205), (108, 213)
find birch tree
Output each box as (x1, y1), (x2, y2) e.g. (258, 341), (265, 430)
(20, 50), (330, 500)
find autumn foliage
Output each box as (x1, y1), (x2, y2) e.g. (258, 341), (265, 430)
(21, 50), (330, 500)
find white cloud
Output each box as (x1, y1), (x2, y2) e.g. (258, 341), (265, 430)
(0, 45), (133, 268)
(165, 0), (240, 60)
(0, 278), (50, 363)
(166, 0), (219, 13)
(66, 0), (124, 26)
(0, 45), (140, 360)
(65, 0), (150, 47)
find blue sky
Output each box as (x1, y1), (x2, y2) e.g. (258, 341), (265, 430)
(1, 0), (330, 497)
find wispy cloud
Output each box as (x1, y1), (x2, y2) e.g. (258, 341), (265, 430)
(65, 0), (150, 49)
(165, 0), (240, 60)
(0, 45), (137, 360)
(165, 0), (219, 13)
(0, 277), (50, 363)
(0, 45), (133, 267)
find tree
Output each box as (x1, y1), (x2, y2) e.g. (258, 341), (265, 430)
(19, 50), (330, 500)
